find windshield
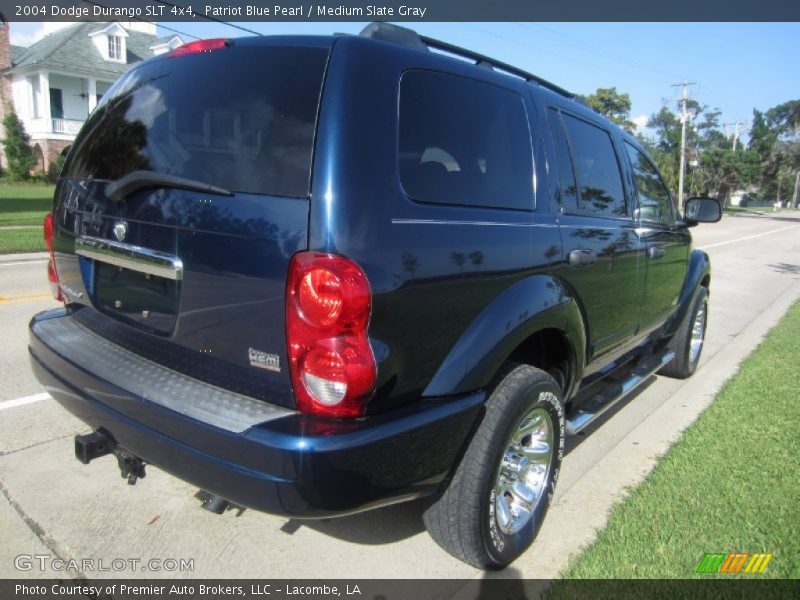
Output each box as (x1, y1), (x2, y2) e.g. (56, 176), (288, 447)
(63, 44), (329, 198)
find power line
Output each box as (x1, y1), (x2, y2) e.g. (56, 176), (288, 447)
(518, 22), (688, 82)
(153, 22), (200, 41)
(153, 1), (263, 36)
(80, 0), (200, 40)
(469, 25), (673, 86)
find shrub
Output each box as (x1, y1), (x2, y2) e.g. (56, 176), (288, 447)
(2, 111), (37, 181)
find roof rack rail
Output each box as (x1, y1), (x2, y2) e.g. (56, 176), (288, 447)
(359, 22), (576, 101)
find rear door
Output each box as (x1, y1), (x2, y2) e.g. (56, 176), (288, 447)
(622, 141), (690, 332)
(52, 39), (330, 407)
(548, 108), (644, 362)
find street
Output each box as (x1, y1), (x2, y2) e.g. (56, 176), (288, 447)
(1, 212), (799, 583)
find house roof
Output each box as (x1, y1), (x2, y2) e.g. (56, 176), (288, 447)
(10, 23), (160, 79)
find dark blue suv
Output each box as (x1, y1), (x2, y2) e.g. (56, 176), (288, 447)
(29, 23), (721, 569)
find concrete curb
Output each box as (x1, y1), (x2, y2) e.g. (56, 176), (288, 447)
(0, 252), (49, 263)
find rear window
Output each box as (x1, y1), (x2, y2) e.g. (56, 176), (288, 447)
(399, 70), (533, 211)
(63, 45), (329, 198)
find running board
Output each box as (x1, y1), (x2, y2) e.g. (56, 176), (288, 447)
(566, 350), (676, 435)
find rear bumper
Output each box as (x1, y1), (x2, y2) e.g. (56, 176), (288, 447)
(29, 309), (484, 517)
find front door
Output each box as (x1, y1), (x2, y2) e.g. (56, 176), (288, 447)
(623, 142), (690, 332)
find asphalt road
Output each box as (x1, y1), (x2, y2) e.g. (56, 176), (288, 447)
(1, 211), (799, 584)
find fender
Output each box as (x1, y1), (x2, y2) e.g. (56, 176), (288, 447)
(664, 248), (711, 337)
(423, 274), (586, 398)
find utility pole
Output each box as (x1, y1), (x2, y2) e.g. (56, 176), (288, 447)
(792, 171), (799, 209)
(672, 81), (696, 209)
(723, 121), (746, 150)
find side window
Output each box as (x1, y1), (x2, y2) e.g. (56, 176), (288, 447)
(624, 142), (675, 226)
(560, 113), (628, 218)
(547, 108), (578, 210)
(399, 70), (533, 211)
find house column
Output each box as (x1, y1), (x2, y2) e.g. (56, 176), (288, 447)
(37, 70), (51, 125)
(87, 78), (97, 113)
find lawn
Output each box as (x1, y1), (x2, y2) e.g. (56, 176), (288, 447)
(724, 205), (787, 215)
(559, 300), (800, 579)
(0, 184), (54, 253)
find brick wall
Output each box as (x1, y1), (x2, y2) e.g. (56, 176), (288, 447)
(42, 139), (72, 180)
(0, 20), (13, 171)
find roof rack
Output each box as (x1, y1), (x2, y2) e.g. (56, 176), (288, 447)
(359, 22), (577, 101)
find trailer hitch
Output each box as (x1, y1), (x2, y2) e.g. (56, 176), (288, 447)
(74, 431), (146, 485)
(115, 449), (146, 485)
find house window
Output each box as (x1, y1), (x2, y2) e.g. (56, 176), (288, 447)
(50, 88), (64, 120)
(108, 36), (122, 61)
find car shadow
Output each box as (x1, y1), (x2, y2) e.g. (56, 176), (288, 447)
(278, 496), (428, 544)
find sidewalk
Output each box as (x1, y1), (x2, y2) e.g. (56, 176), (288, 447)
(0, 252), (48, 263)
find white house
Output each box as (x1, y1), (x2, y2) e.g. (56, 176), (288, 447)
(0, 21), (182, 176)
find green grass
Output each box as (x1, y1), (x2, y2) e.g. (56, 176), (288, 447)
(560, 300), (800, 579)
(0, 227), (46, 253)
(0, 184), (55, 226)
(0, 184), (54, 253)
(724, 206), (785, 215)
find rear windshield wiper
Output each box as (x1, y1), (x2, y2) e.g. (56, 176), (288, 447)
(106, 170), (234, 203)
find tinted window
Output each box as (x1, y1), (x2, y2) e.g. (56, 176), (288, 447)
(64, 46), (329, 198)
(399, 71), (533, 211)
(624, 142), (674, 225)
(547, 108), (578, 210)
(561, 114), (627, 218)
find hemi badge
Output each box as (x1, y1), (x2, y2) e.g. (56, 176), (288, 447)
(248, 348), (281, 372)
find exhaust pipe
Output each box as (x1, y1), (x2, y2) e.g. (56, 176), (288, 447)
(196, 490), (231, 514)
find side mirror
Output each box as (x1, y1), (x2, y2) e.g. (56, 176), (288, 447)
(684, 197), (722, 225)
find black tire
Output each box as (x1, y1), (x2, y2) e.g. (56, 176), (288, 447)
(659, 286), (709, 379)
(423, 364), (565, 569)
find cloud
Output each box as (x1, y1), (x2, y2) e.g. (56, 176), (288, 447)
(631, 115), (649, 132)
(10, 23), (71, 47)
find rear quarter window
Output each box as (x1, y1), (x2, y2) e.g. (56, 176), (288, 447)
(559, 112), (628, 219)
(398, 70), (534, 211)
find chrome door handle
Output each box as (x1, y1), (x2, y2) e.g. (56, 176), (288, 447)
(569, 249), (597, 269)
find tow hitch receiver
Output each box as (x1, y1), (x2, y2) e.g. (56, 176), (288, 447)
(74, 431), (146, 485)
(74, 431), (113, 464)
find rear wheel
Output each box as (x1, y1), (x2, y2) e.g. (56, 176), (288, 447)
(660, 286), (709, 379)
(423, 364), (565, 569)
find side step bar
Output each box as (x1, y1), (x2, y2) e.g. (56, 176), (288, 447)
(566, 350), (675, 435)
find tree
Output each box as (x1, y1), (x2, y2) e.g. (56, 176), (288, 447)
(748, 100), (800, 201)
(580, 87), (637, 133)
(450, 251), (465, 273)
(641, 99), (762, 203)
(1, 111), (37, 180)
(401, 251), (419, 278)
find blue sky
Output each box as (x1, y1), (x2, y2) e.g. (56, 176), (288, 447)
(11, 21), (799, 142)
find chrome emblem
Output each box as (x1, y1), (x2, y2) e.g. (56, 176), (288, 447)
(248, 348), (281, 372)
(113, 221), (128, 242)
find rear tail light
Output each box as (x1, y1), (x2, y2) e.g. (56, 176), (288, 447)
(286, 252), (376, 418)
(43, 212), (63, 302)
(168, 39), (231, 57)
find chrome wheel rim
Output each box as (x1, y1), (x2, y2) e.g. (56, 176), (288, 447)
(689, 300), (707, 365)
(492, 407), (553, 535)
